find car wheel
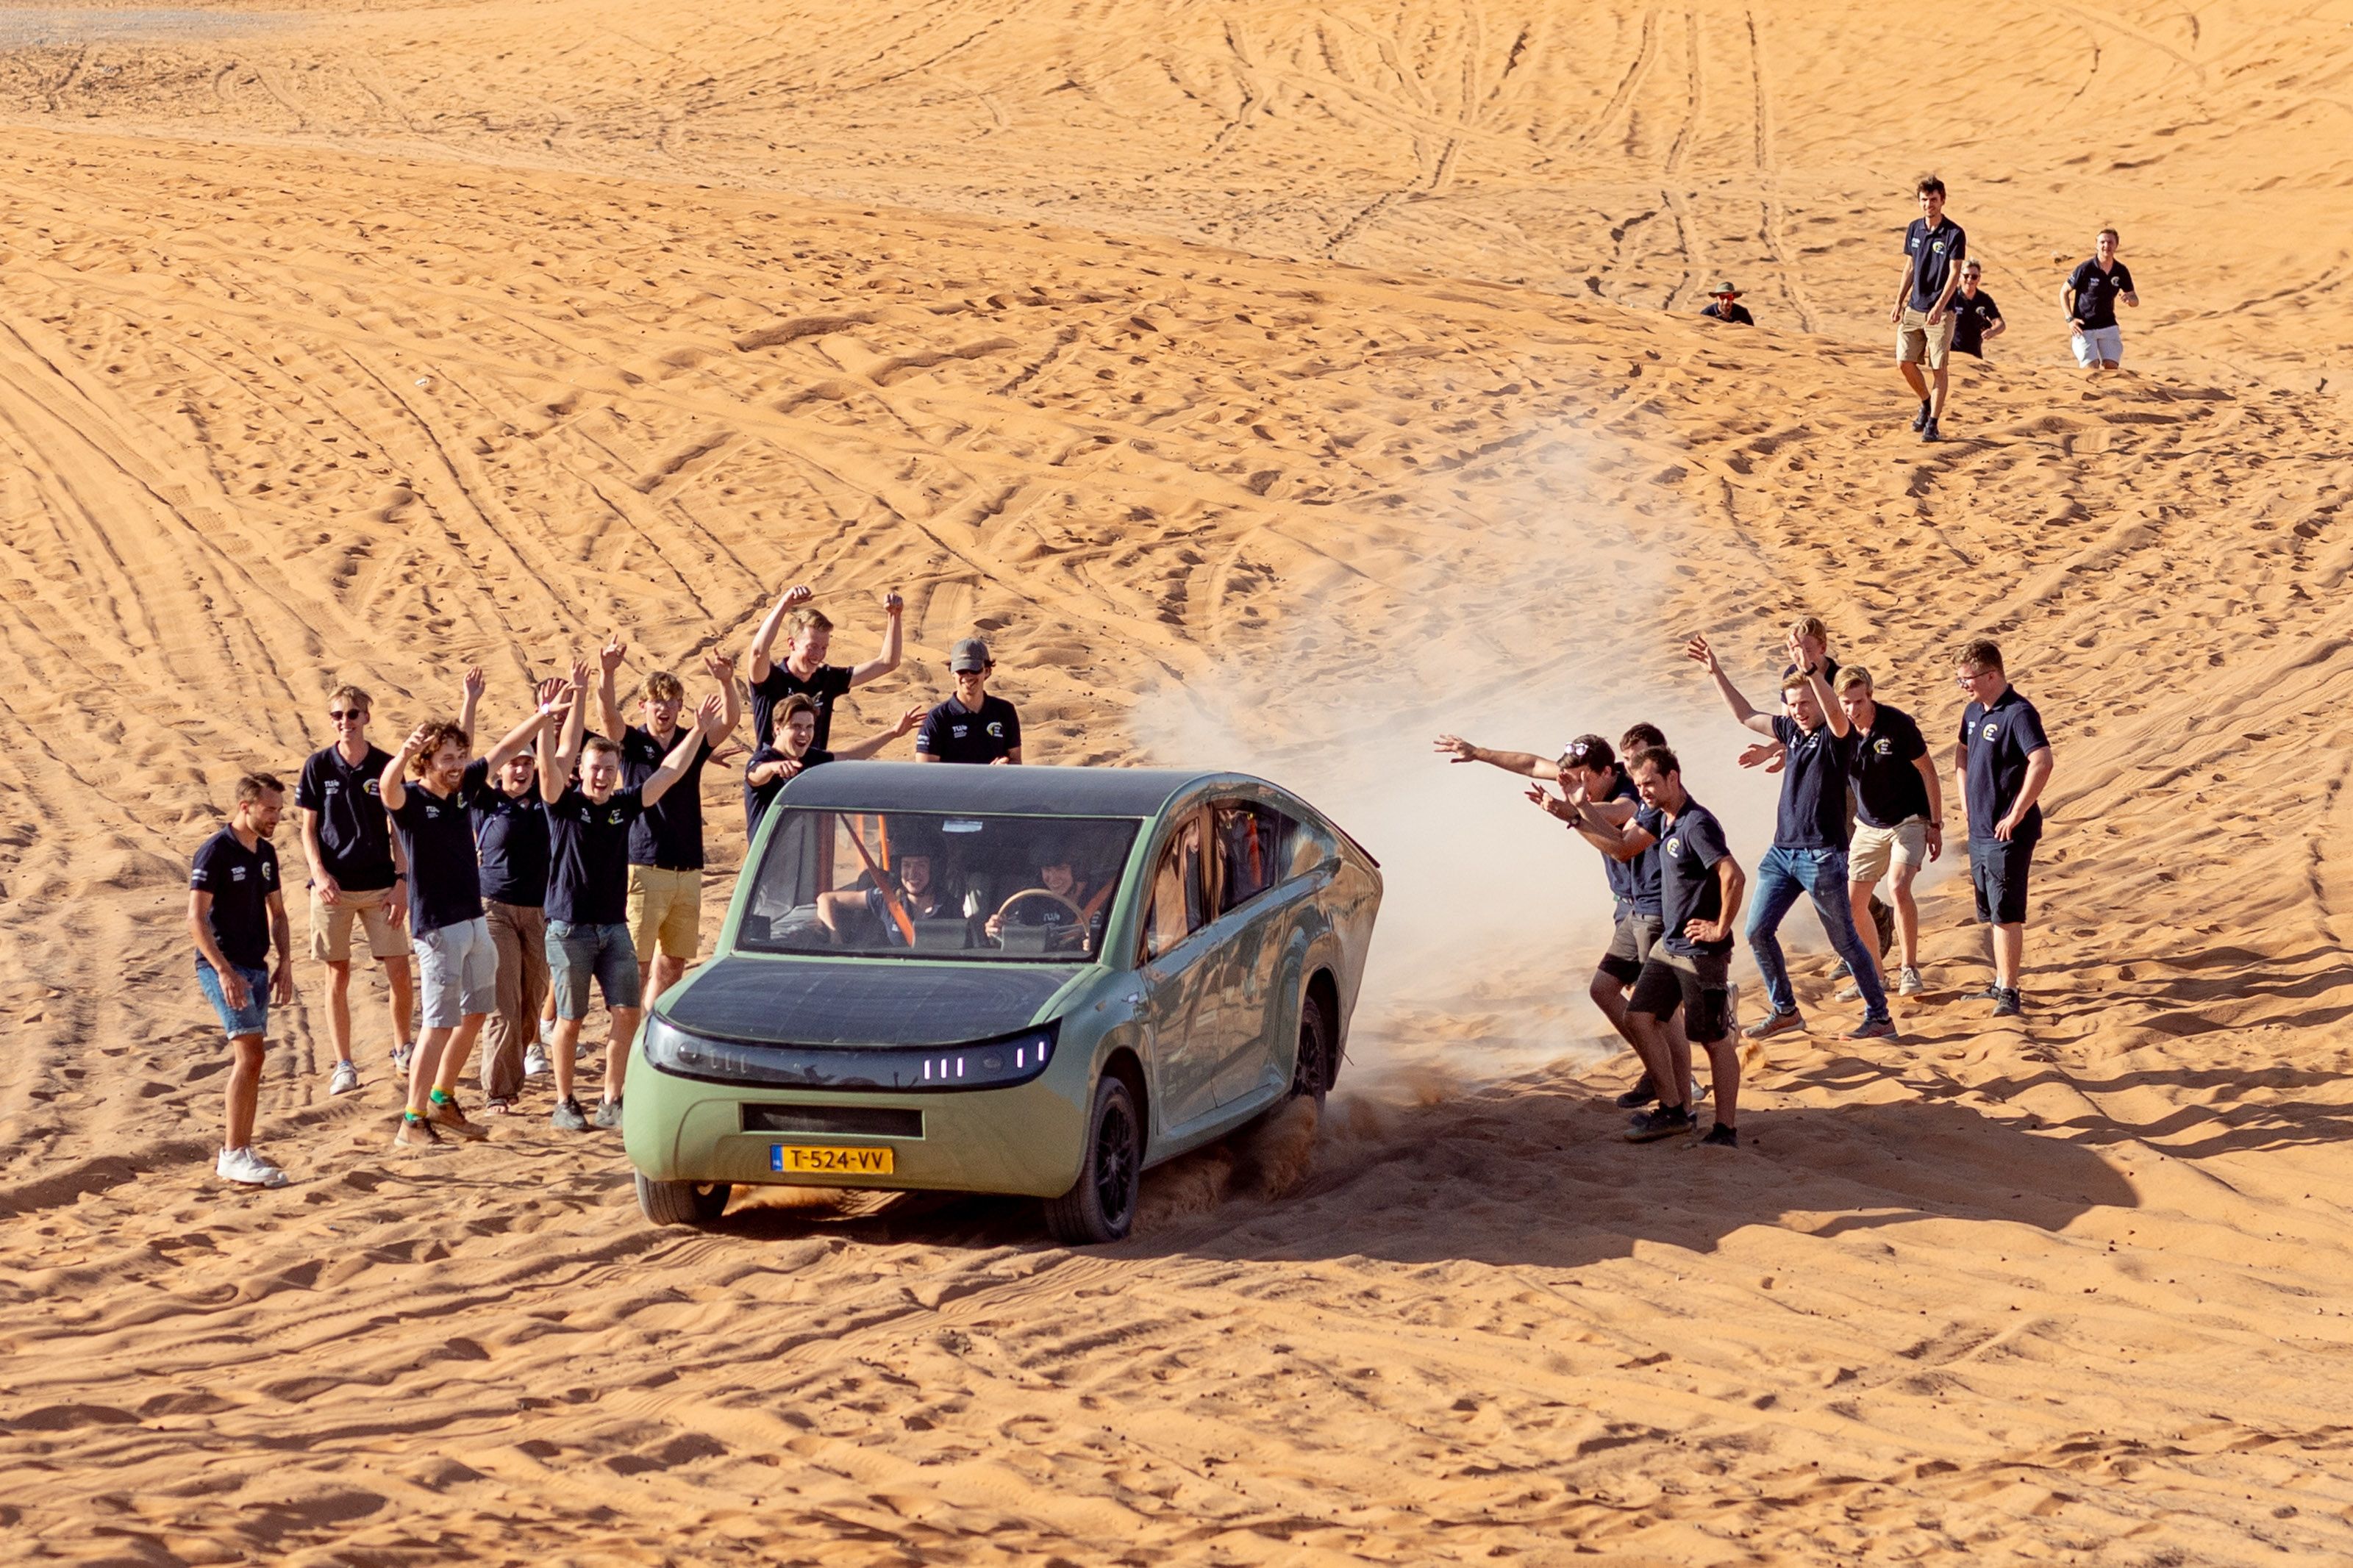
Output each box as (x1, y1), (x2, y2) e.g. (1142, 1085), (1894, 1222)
(1043, 1073), (1140, 1245)
(636, 1172), (732, 1226)
(1291, 989), (1332, 1105)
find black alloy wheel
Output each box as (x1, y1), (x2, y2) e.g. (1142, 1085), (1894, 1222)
(1043, 1074), (1141, 1245)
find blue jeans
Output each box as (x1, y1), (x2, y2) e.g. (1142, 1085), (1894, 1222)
(1745, 845), (1889, 1022)
(197, 959), (271, 1039)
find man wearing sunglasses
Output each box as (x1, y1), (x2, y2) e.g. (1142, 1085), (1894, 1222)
(1953, 640), (2053, 1017)
(296, 684), (415, 1095)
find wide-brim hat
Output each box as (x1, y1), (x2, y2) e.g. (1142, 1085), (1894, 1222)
(1710, 281), (1743, 298)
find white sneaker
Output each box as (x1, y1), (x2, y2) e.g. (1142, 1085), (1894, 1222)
(217, 1145), (289, 1188)
(538, 1017), (558, 1047)
(392, 1041), (414, 1075)
(524, 1042), (551, 1079)
(329, 1059), (361, 1096)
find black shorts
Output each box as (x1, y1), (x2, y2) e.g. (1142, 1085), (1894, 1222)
(1596, 911), (1664, 986)
(1628, 951), (1732, 1043)
(1969, 835), (2035, 925)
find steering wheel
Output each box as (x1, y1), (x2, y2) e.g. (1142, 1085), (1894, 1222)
(993, 887), (1086, 948)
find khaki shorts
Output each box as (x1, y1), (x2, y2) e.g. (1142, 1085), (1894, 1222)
(309, 881), (413, 964)
(628, 866), (702, 962)
(1849, 818), (1930, 887)
(1896, 307), (1954, 369)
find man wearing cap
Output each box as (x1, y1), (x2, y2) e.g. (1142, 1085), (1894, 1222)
(1700, 283), (1754, 326)
(916, 639), (1023, 765)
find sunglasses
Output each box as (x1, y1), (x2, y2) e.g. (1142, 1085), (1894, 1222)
(329, 709), (367, 720)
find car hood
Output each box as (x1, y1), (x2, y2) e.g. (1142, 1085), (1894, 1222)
(657, 956), (1090, 1048)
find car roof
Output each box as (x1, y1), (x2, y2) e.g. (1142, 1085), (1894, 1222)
(774, 761), (1233, 818)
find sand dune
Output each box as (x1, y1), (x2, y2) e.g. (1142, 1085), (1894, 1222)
(4, 0), (2353, 1561)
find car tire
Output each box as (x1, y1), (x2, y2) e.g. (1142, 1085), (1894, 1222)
(1291, 988), (1332, 1105)
(1043, 1073), (1140, 1245)
(636, 1172), (732, 1226)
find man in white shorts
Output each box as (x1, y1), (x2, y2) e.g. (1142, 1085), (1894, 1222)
(1832, 667), (1943, 996)
(2063, 229), (2138, 370)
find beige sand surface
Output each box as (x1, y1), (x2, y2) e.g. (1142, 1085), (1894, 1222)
(4, 1), (2353, 1561)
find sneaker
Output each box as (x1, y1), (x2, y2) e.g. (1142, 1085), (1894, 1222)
(329, 1059), (361, 1096)
(217, 1145), (289, 1187)
(592, 1098), (624, 1131)
(1700, 1123), (1738, 1148)
(1910, 398), (1931, 432)
(428, 1098), (489, 1142)
(1898, 966), (1925, 996)
(1848, 1017), (1899, 1040)
(1961, 981), (2004, 1002)
(524, 1042), (551, 1079)
(1993, 989), (2023, 1017)
(1835, 981), (1863, 1003)
(539, 1017), (559, 1048)
(551, 1097), (590, 1133)
(1614, 1073), (1660, 1110)
(1921, 416), (1943, 443)
(392, 1042), (414, 1076)
(1743, 1009), (1804, 1040)
(1626, 1104), (1697, 1143)
(393, 1114), (443, 1148)
(1829, 959), (1851, 980)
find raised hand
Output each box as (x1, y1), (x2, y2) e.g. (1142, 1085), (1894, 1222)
(1785, 630), (1816, 676)
(461, 666), (487, 704)
(1684, 634), (1718, 673)
(1736, 741), (1786, 774)
(400, 722), (435, 759)
(893, 704), (926, 736)
(781, 584), (814, 610)
(568, 654), (593, 692)
(704, 648), (738, 683)
(1432, 734), (1476, 763)
(599, 634), (627, 673)
(882, 588), (904, 617)
(694, 692), (726, 731)
(534, 676), (567, 711)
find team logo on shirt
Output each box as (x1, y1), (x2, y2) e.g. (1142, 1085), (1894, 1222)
(1981, 722), (2000, 741)
(607, 809), (627, 826)
(229, 865), (248, 882)
(950, 724), (969, 739)
(1873, 737), (1893, 756)
(1665, 836), (1682, 857)
(986, 722), (1004, 740)
(362, 779), (382, 797)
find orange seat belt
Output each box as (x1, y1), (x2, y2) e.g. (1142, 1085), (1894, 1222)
(843, 816), (917, 945)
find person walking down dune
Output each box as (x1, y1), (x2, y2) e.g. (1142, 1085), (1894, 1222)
(1891, 176), (1969, 443)
(296, 684), (415, 1095)
(190, 774), (298, 1188)
(2064, 229), (2138, 371)
(1954, 640), (2054, 1017)
(1831, 666), (1943, 998)
(1950, 262), (2005, 359)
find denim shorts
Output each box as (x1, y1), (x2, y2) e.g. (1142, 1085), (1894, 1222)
(546, 920), (642, 1020)
(197, 959), (271, 1040)
(415, 916), (499, 1028)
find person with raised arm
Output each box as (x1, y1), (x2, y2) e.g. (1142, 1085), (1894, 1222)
(743, 692), (926, 834)
(379, 684), (566, 1147)
(744, 583), (905, 748)
(1689, 630), (1895, 1040)
(540, 670), (719, 1133)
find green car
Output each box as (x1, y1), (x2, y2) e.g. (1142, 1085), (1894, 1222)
(623, 762), (1382, 1242)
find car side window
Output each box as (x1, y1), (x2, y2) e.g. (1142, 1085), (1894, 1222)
(1213, 801), (1296, 915)
(1140, 813), (1209, 962)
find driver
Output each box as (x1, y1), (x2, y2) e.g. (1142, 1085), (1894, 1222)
(815, 849), (951, 945)
(983, 855), (1099, 951)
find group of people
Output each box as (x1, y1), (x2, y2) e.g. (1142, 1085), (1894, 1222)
(1700, 174), (2142, 443)
(188, 585), (1028, 1186)
(1438, 620), (2053, 1148)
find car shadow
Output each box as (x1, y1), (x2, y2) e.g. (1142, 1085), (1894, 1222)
(707, 1070), (2143, 1269)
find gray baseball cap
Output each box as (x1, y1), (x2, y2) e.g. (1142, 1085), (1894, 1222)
(949, 637), (992, 673)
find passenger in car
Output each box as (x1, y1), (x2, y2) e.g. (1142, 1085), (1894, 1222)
(816, 848), (953, 945)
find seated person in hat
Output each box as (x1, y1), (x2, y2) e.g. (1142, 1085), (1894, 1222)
(916, 637), (1023, 765)
(1701, 282), (1754, 326)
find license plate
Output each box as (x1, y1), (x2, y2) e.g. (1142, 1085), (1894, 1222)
(771, 1144), (895, 1175)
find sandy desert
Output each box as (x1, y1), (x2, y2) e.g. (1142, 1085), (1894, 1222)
(4, 0), (2353, 1561)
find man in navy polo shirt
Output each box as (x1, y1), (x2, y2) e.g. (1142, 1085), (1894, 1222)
(1690, 631), (1895, 1039)
(1890, 174), (1968, 443)
(190, 773), (297, 1187)
(1954, 639), (2054, 1017)
(743, 582), (906, 748)
(296, 683), (415, 1095)
(2063, 228), (2139, 371)
(917, 638), (1023, 764)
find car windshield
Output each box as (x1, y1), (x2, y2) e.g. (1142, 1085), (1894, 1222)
(738, 809), (1141, 962)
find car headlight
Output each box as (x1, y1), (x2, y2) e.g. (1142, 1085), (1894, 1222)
(642, 1014), (1060, 1092)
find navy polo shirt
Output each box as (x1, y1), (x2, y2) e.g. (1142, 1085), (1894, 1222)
(1771, 715), (1852, 851)
(469, 769), (550, 908)
(1648, 798), (1735, 959)
(1962, 687), (2052, 843)
(622, 726), (715, 870)
(916, 695), (1021, 764)
(546, 786), (646, 926)
(749, 662), (853, 748)
(294, 743), (399, 892)
(1904, 218), (1968, 312)
(743, 745), (833, 834)
(387, 759), (488, 935)
(1841, 704), (1932, 828)
(191, 828), (280, 970)
(2067, 259), (2135, 330)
